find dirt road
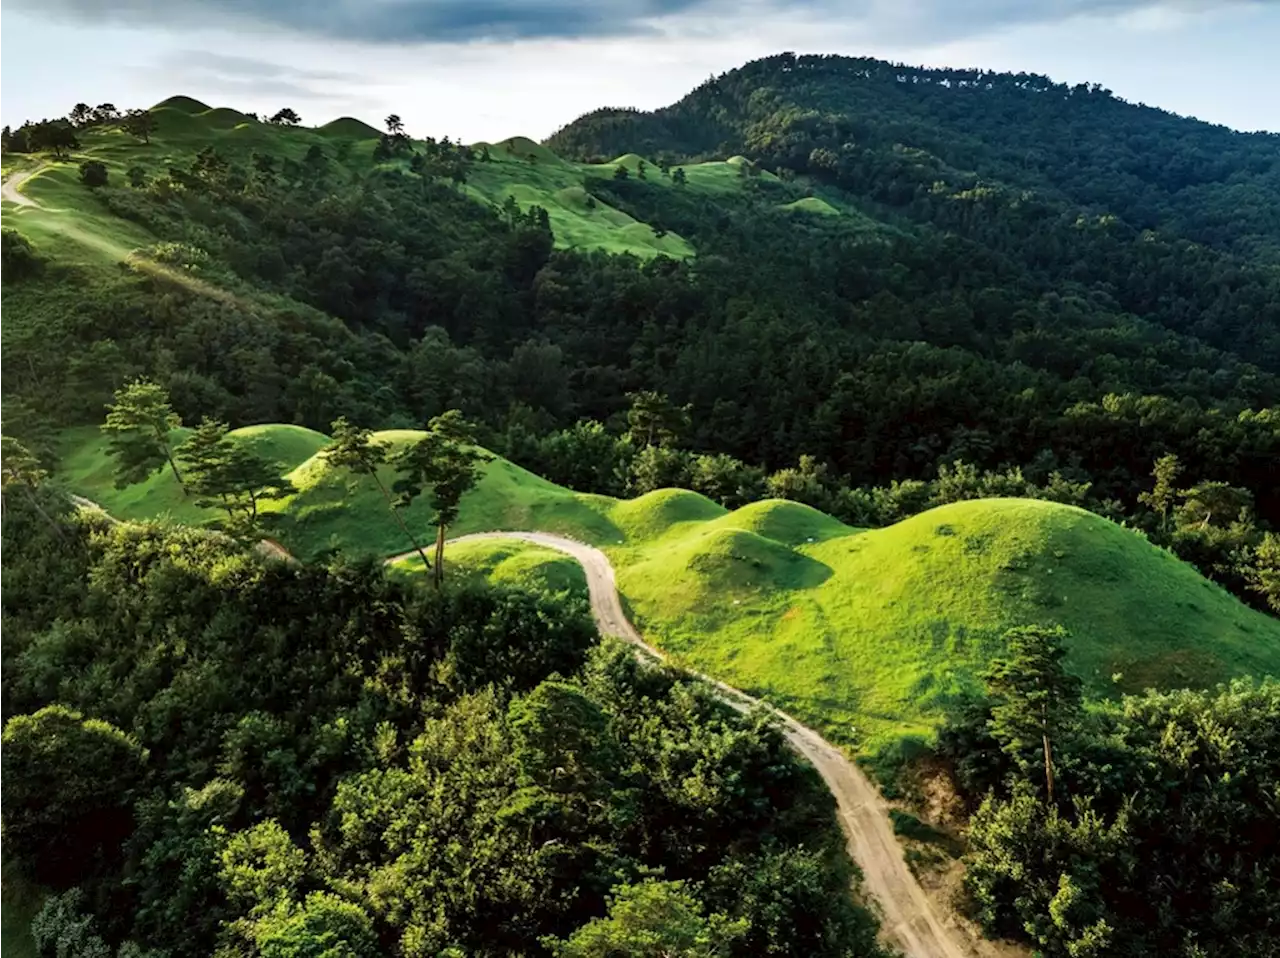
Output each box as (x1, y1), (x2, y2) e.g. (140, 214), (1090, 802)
(439, 531), (989, 958)
(2, 167), (41, 207)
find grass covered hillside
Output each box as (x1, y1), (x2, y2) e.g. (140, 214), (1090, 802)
(59, 426), (1280, 762)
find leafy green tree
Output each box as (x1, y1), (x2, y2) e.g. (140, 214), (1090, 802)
(248, 893), (379, 958)
(220, 820), (307, 914)
(1247, 532), (1280, 612)
(270, 108), (301, 126)
(1, 705), (148, 884)
(546, 880), (747, 958)
(1, 436), (67, 541)
(30, 119), (79, 158)
(127, 165), (148, 188)
(79, 159), (108, 188)
(122, 108), (155, 144)
(613, 164), (630, 181)
(1, 226), (42, 278)
(176, 418), (293, 526)
(101, 378), (186, 491)
(324, 417), (432, 572)
(1176, 480), (1253, 530)
(982, 626), (1082, 803)
(625, 390), (689, 448)
(394, 410), (488, 587)
(1137, 453), (1181, 531)
(672, 167), (687, 185)
(69, 102), (93, 127)
(385, 114), (404, 135)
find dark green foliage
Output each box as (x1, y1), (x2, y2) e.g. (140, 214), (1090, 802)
(945, 679), (1280, 955)
(101, 380), (185, 490)
(1, 706), (148, 886)
(1, 227), (43, 278)
(121, 109), (154, 144)
(79, 160), (109, 188)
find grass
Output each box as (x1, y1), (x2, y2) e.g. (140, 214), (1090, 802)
(390, 537), (588, 597)
(58, 426), (1280, 763)
(782, 196), (841, 216)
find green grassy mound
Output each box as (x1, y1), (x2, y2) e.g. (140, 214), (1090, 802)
(610, 488), (725, 541)
(58, 424), (329, 525)
(390, 537), (588, 597)
(319, 117), (382, 139)
(151, 95), (213, 114)
(705, 498), (854, 546)
(198, 107), (253, 130)
(782, 196), (841, 216)
(492, 136), (567, 166)
(616, 496), (1280, 754)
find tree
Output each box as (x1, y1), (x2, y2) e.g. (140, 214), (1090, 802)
(324, 417), (433, 573)
(393, 410), (488, 587)
(79, 159), (108, 188)
(982, 626), (1082, 803)
(614, 164), (630, 181)
(93, 103), (120, 123)
(102, 379), (186, 491)
(384, 114), (404, 135)
(1247, 533), (1280, 612)
(122, 108), (156, 144)
(1176, 480), (1253, 530)
(625, 390), (690, 448)
(0, 437), (66, 541)
(270, 107), (301, 126)
(546, 880), (747, 958)
(127, 165), (148, 188)
(30, 119), (79, 158)
(69, 102), (94, 127)
(1, 227), (43, 278)
(672, 167), (687, 186)
(1, 705), (148, 884)
(176, 418), (294, 526)
(1138, 453), (1181, 532)
(637, 159), (647, 179)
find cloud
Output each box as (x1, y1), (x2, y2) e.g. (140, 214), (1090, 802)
(9, 0), (1248, 45)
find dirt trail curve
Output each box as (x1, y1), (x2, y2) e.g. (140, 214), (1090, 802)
(2, 167), (42, 207)
(427, 531), (997, 958)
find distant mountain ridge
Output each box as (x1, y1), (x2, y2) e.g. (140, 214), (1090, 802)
(547, 52), (1280, 262)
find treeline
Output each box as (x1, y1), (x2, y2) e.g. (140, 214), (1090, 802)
(0, 481), (884, 957)
(935, 626), (1280, 956)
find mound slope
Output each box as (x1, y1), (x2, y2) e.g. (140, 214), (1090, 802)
(616, 496), (1280, 754)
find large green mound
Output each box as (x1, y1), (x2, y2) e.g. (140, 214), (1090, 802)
(782, 196), (840, 216)
(390, 537), (588, 597)
(616, 496), (1280, 753)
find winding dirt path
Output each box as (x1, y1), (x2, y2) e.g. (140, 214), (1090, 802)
(409, 531), (993, 958)
(1, 166), (41, 207)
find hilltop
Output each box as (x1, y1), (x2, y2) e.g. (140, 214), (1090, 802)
(59, 425), (1280, 762)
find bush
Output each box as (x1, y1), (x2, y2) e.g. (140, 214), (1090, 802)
(79, 160), (108, 188)
(1, 227), (42, 278)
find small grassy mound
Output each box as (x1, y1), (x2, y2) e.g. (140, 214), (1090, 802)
(782, 196), (841, 216)
(58, 424), (330, 526)
(706, 499), (853, 546)
(198, 107), (252, 130)
(151, 95), (213, 114)
(390, 537), (588, 597)
(494, 136), (566, 166)
(319, 117), (382, 139)
(609, 488), (725, 541)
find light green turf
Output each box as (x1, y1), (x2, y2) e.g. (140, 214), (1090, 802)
(612, 497), (1280, 754)
(390, 537), (588, 598)
(58, 424), (330, 525)
(781, 196), (841, 216)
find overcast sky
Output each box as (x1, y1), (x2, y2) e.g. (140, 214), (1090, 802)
(3, 1), (1278, 140)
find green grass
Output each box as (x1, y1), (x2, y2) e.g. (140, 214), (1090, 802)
(59, 425), (1280, 763)
(390, 537), (589, 597)
(782, 196), (841, 216)
(612, 496), (1280, 755)
(58, 424), (330, 526)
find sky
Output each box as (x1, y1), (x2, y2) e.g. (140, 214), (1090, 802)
(3, 1), (1278, 140)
